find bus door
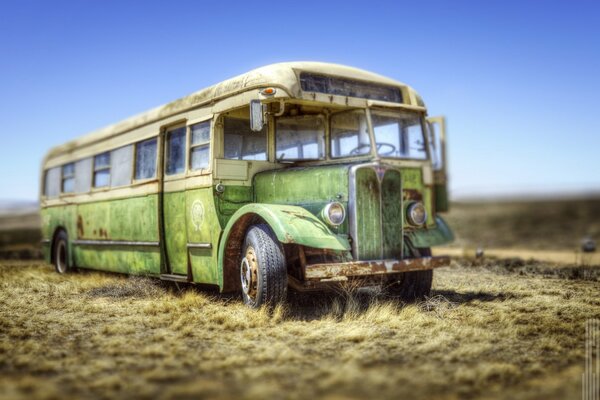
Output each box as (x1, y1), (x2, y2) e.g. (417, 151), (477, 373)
(161, 125), (189, 278)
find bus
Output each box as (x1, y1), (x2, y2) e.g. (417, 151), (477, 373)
(40, 62), (454, 308)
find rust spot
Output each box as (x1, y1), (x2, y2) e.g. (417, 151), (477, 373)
(93, 230), (97, 235)
(76, 215), (85, 237)
(304, 256), (450, 280)
(403, 189), (423, 202)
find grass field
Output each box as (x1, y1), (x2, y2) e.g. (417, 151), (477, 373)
(1, 259), (598, 400)
(1, 197), (599, 399)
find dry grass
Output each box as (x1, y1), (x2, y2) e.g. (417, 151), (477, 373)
(1, 260), (597, 400)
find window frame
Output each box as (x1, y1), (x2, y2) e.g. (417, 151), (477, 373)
(92, 152), (111, 189)
(369, 108), (430, 161)
(188, 119), (212, 173)
(222, 115), (269, 162)
(274, 114), (326, 162)
(164, 123), (188, 178)
(133, 136), (159, 183)
(329, 109), (374, 160)
(61, 162), (75, 194)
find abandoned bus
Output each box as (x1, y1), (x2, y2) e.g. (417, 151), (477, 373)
(40, 62), (453, 308)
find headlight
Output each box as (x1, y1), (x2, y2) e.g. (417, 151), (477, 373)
(322, 202), (346, 226)
(407, 201), (427, 226)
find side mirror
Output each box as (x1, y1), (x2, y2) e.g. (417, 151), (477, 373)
(250, 100), (265, 132)
(426, 116), (449, 212)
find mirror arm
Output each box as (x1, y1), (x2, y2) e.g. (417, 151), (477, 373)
(272, 99), (285, 117)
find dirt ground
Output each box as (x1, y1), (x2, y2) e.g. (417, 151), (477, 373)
(1, 259), (598, 400)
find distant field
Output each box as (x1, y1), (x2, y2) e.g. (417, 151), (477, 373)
(443, 196), (600, 251)
(1, 260), (597, 399)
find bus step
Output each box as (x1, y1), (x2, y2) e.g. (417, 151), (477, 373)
(159, 274), (189, 282)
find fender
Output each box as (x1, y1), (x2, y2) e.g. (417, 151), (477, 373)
(217, 203), (351, 291)
(405, 216), (454, 248)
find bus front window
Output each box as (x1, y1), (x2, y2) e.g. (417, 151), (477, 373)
(330, 110), (370, 158)
(276, 116), (325, 161)
(371, 111), (427, 160)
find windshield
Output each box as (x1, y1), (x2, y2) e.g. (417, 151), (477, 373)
(330, 110), (370, 158)
(276, 116), (325, 161)
(371, 111), (427, 160)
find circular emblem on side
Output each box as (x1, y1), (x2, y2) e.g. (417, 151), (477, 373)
(191, 200), (205, 231)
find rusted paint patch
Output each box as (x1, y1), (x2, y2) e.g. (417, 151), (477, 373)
(403, 189), (423, 202)
(77, 215), (85, 237)
(304, 256), (450, 281)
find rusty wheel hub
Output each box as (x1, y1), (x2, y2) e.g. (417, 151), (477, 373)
(240, 246), (258, 300)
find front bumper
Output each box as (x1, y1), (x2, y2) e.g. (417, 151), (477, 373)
(304, 256), (451, 282)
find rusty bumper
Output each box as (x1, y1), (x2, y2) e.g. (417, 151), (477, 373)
(304, 256), (450, 281)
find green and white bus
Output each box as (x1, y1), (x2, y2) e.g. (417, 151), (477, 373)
(41, 62), (453, 308)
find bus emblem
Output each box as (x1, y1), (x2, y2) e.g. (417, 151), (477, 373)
(191, 200), (205, 231)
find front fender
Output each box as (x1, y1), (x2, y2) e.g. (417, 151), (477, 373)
(217, 203), (351, 291)
(220, 203), (351, 252)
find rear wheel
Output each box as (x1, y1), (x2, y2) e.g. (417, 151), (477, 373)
(240, 224), (287, 308)
(386, 247), (433, 301)
(53, 230), (71, 274)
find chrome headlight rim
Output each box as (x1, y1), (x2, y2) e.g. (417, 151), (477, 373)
(322, 202), (346, 227)
(406, 201), (427, 226)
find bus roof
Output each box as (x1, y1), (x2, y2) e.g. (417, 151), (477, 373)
(44, 62), (420, 162)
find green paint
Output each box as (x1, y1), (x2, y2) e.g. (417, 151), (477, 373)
(186, 187), (221, 284)
(41, 195), (161, 273)
(406, 216), (454, 248)
(434, 183), (449, 212)
(354, 167), (382, 259)
(74, 246), (161, 275)
(254, 165), (351, 234)
(215, 185), (253, 227)
(400, 168), (434, 227)
(163, 191), (188, 275)
(381, 170), (403, 259)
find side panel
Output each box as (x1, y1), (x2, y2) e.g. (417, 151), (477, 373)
(163, 191), (188, 275)
(40, 205), (78, 266)
(185, 187), (221, 284)
(74, 194), (161, 274)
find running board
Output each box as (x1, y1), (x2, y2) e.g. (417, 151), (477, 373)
(159, 274), (189, 282)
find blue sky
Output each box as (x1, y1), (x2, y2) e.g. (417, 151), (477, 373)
(0, 0), (599, 201)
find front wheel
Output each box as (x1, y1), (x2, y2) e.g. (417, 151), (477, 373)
(386, 247), (433, 301)
(53, 230), (71, 274)
(240, 224), (287, 308)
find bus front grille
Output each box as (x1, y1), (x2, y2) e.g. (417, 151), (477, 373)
(349, 165), (403, 260)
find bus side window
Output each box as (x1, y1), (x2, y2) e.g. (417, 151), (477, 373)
(61, 163), (75, 193)
(44, 167), (61, 198)
(165, 127), (186, 175)
(94, 152), (111, 188)
(74, 158), (92, 193)
(111, 145), (134, 187)
(190, 121), (210, 171)
(135, 138), (157, 180)
(224, 117), (267, 161)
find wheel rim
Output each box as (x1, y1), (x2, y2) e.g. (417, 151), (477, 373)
(240, 246), (258, 301)
(56, 241), (67, 273)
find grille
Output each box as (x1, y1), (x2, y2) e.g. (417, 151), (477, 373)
(349, 165), (403, 260)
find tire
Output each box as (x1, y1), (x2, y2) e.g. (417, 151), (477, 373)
(240, 224), (287, 308)
(386, 247), (433, 301)
(53, 230), (71, 274)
